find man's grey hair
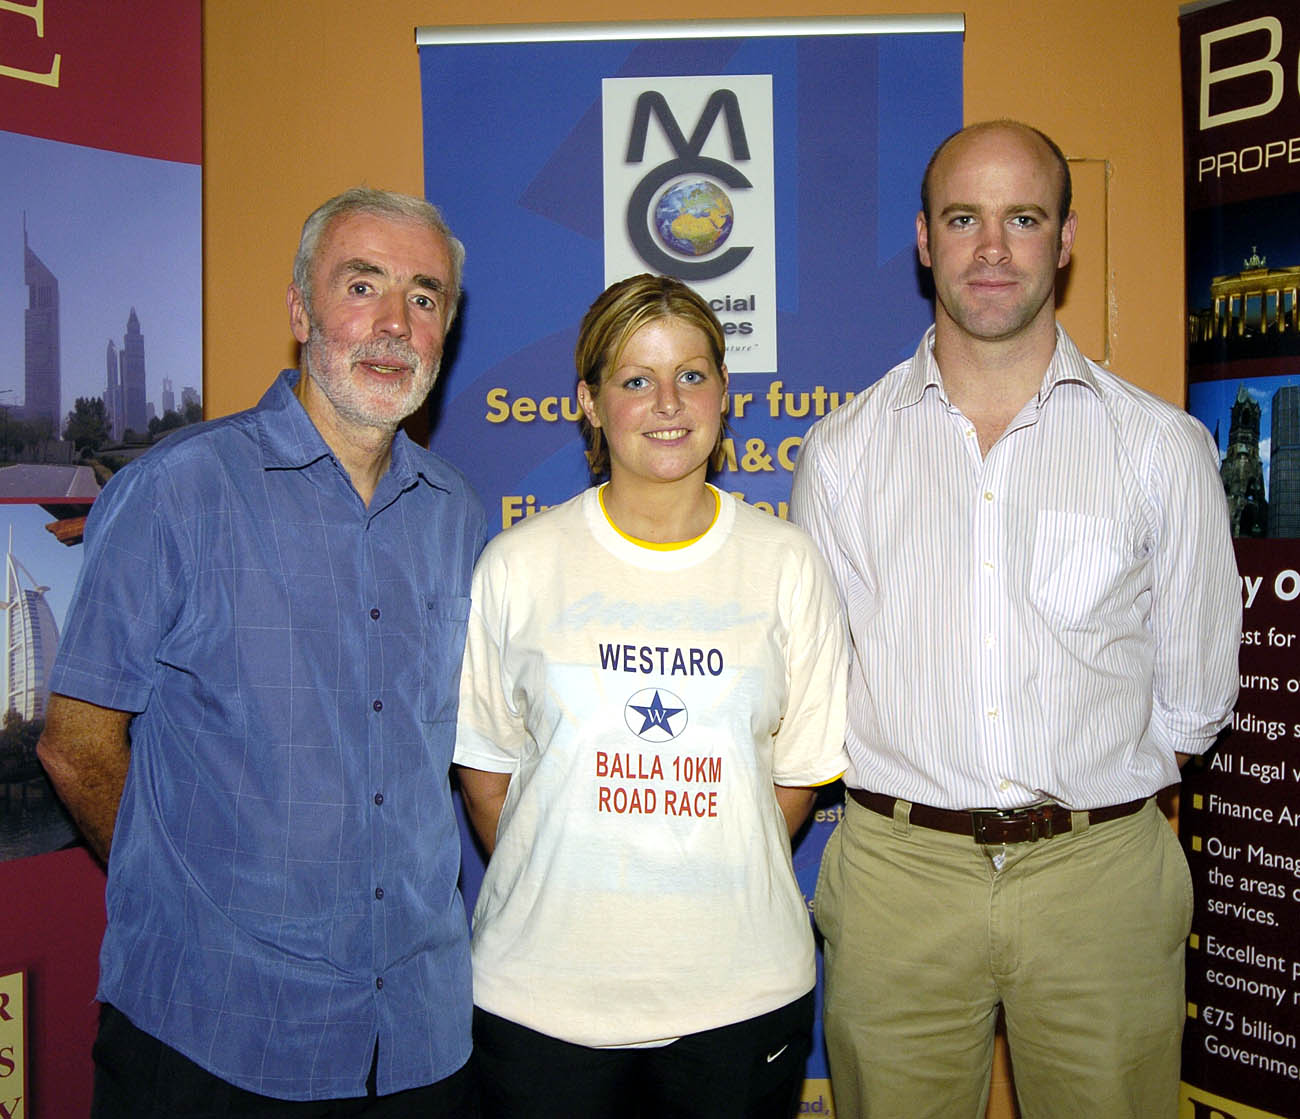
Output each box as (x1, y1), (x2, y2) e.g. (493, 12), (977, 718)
(292, 186), (465, 322)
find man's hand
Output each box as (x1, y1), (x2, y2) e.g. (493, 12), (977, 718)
(37, 694), (133, 863)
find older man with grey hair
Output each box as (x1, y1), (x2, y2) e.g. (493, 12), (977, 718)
(39, 187), (485, 1117)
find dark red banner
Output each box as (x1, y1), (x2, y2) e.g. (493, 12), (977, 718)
(0, 4), (200, 1114)
(1180, 538), (1300, 1118)
(0, 0), (200, 163)
(1182, 2), (1300, 1116)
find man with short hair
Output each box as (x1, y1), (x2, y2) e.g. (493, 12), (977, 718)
(791, 121), (1240, 1118)
(38, 187), (485, 1117)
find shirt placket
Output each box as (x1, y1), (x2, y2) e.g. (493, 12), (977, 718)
(360, 514), (389, 1014)
(966, 421), (1014, 802)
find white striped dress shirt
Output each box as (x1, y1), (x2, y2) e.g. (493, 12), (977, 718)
(790, 326), (1241, 811)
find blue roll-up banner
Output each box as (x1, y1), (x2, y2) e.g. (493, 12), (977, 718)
(418, 17), (962, 1108)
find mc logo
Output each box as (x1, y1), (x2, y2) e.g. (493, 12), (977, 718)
(623, 89), (754, 281)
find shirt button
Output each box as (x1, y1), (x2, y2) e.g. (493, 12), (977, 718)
(374, 887), (384, 900)
(374, 792), (384, 806)
(986, 707), (999, 719)
(982, 561), (994, 574)
(999, 779), (1011, 791)
(983, 491), (994, 502)
(370, 607), (381, 620)
(372, 699), (383, 712)
(375, 977), (384, 990)
(984, 633), (996, 649)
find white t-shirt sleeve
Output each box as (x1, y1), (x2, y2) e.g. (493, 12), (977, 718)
(454, 544), (525, 773)
(771, 535), (851, 788)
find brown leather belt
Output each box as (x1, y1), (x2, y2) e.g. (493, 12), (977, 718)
(847, 788), (1149, 844)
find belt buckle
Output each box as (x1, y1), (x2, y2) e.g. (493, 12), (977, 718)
(970, 805), (1055, 844)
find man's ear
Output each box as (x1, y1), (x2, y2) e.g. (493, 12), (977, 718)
(288, 283), (311, 345)
(1057, 210), (1078, 269)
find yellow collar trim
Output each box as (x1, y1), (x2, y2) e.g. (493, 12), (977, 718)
(597, 485), (720, 551)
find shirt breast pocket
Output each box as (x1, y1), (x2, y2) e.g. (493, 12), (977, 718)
(1028, 510), (1135, 629)
(421, 594), (471, 725)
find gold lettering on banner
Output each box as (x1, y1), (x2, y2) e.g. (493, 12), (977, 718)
(0, 971), (24, 1119)
(0, 0), (62, 88)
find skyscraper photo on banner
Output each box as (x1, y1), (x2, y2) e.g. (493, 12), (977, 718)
(1180, 1), (1300, 1116)
(0, 3), (202, 1113)
(418, 16), (962, 1110)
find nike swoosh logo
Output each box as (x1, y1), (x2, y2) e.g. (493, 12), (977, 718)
(766, 1044), (789, 1063)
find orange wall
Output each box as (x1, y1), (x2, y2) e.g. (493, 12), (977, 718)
(203, 5), (1190, 1116)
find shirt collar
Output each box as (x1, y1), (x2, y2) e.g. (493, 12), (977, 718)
(256, 370), (335, 469)
(1038, 325), (1102, 403)
(892, 323), (1101, 410)
(388, 425), (447, 494)
(894, 326), (945, 409)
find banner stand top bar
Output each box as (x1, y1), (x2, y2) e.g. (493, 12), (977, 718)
(416, 14), (965, 47)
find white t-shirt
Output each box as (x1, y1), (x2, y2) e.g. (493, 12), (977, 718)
(454, 486), (849, 1046)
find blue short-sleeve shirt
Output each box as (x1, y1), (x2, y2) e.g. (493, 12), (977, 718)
(50, 371), (486, 1100)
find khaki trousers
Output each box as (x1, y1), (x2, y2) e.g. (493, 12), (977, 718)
(815, 796), (1192, 1119)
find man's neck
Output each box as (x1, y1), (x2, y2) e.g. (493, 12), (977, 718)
(932, 316), (1058, 456)
(294, 371), (396, 507)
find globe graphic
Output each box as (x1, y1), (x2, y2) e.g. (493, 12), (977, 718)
(653, 179), (734, 257)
